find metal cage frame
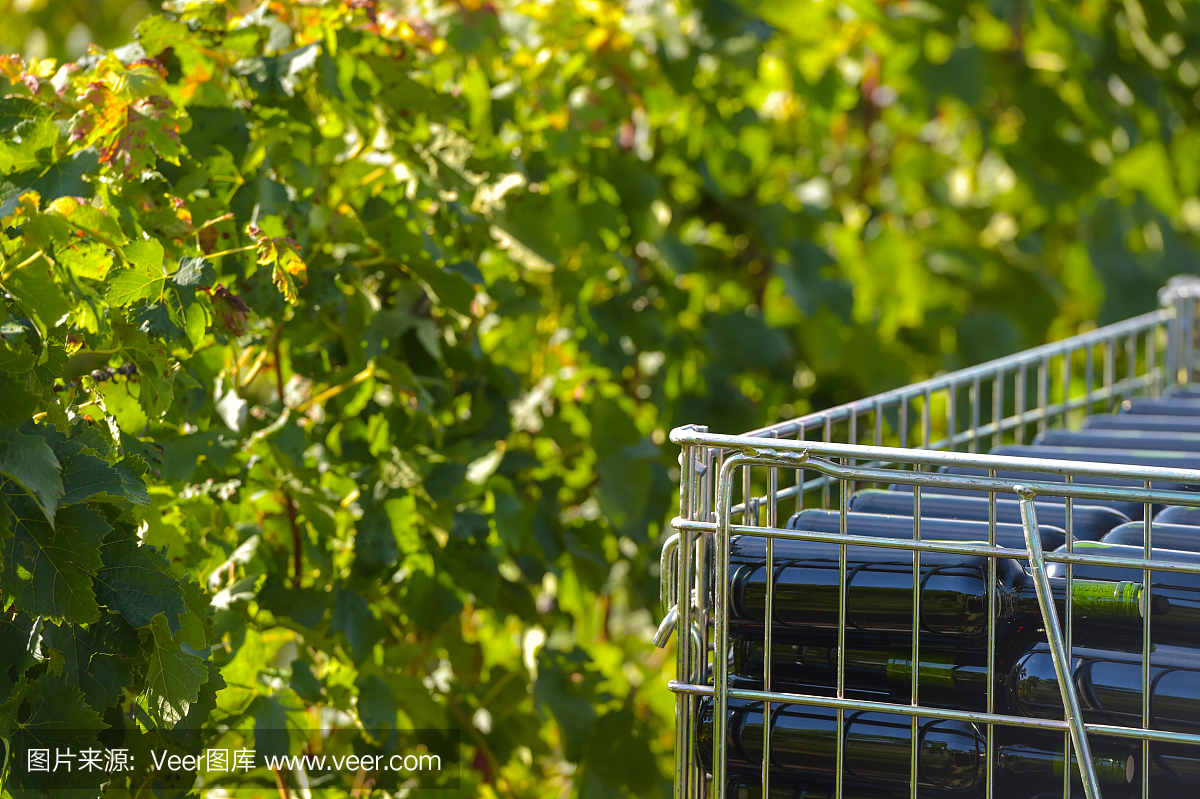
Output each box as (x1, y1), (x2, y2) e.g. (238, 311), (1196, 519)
(659, 275), (1200, 799)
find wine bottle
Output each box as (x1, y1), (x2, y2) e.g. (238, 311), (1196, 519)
(1034, 428), (1200, 453)
(725, 780), (906, 799)
(1122, 397), (1200, 417)
(895, 471), (1154, 520)
(846, 490), (1128, 540)
(1044, 541), (1200, 648)
(1005, 641), (1200, 734)
(730, 640), (990, 710)
(784, 509), (1067, 552)
(725, 780), (1080, 799)
(1101, 522), (1200, 552)
(728, 536), (1163, 648)
(990, 444), (1200, 472)
(1150, 742), (1200, 796)
(1154, 504), (1200, 526)
(1085, 413), (1200, 434)
(697, 698), (1136, 797)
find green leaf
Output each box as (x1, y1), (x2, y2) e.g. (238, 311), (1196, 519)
(44, 614), (140, 711)
(0, 147), (99, 219)
(352, 495), (401, 576)
(355, 673), (397, 731)
(58, 450), (130, 505)
(253, 694), (290, 758)
(534, 648), (598, 763)
(2, 675), (108, 799)
(0, 117), (58, 175)
(0, 496), (109, 624)
(108, 239), (167, 306)
(95, 527), (188, 633)
(331, 586), (382, 664)
(144, 612), (207, 727)
(0, 614), (37, 704)
(4, 258), (71, 335)
(0, 425), (63, 523)
(289, 658), (322, 702)
(164, 662), (225, 750)
(257, 580), (328, 627)
(173, 256), (214, 288)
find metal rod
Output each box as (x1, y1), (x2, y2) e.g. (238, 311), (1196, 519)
(1016, 487), (1102, 799)
(666, 680), (1200, 746)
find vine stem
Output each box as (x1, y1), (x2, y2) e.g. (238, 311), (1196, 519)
(0, 249), (47, 282)
(294, 362), (375, 413)
(282, 487), (303, 588)
(205, 243), (258, 259)
(193, 211), (235, 235)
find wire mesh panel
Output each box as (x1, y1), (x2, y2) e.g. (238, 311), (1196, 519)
(660, 276), (1200, 799)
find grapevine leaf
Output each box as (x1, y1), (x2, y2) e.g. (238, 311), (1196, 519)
(95, 526), (187, 633)
(144, 612), (207, 727)
(355, 674), (396, 732)
(0, 613), (37, 705)
(21, 421), (148, 506)
(331, 585), (382, 664)
(56, 238), (114, 281)
(131, 301), (187, 342)
(107, 239), (167, 305)
(0, 425), (63, 523)
(289, 659), (321, 703)
(172, 256), (214, 288)
(253, 695), (289, 758)
(0, 117), (57, 175)
(0, 148), (99, 218)
(44, 613), (140, 711)
(164, 662), (225, 750)
(3, 675), (108, 799)
(58, 451), (131, 506)
(352, 495), (400, 576)
(46, 195), (127, 244)
(4, 259), (71, 335)
(112, 455), (151, 505)
(0, 372), (41, 426)
(0, 318), (37, 373)
(249, 225), (306, 303)
(0, 495), (109, 625)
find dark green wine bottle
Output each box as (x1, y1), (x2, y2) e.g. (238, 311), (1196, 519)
(730, 640), (989, 710)
(729, 536), (1161, 648)
(1006, 641), (1200, 733)
(1084, 413), (1200, 434)
(1154, 504), (1200, 526)
(784, 509), (1067, 552)
(724, 780), (912, 799)
(895, 470), (1154, 520)
(1045, 541), (1200, 648)
(992, 444), (1200, 471)
(1123, 397), (1200, 417)
(1101, 521), (1200, 552)
(1034, 428), (1200, 453)
(697, 698), (1136, 797)
(848, 489), (1129, 540)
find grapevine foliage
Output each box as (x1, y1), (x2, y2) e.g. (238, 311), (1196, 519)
(1, 2), (677, 796)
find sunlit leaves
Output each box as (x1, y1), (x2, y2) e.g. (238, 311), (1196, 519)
(108, 239), (167, 305)
(248, 223), (306, 303)
(0, 494), (110, 624)
(144, 612), (207, 727)
(0, 426), (63, 523)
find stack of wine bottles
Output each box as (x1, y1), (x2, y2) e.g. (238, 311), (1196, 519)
(701, 392), (1200, 799)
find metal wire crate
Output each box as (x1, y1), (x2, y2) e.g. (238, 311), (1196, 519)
(658, 275), (1200, 799)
